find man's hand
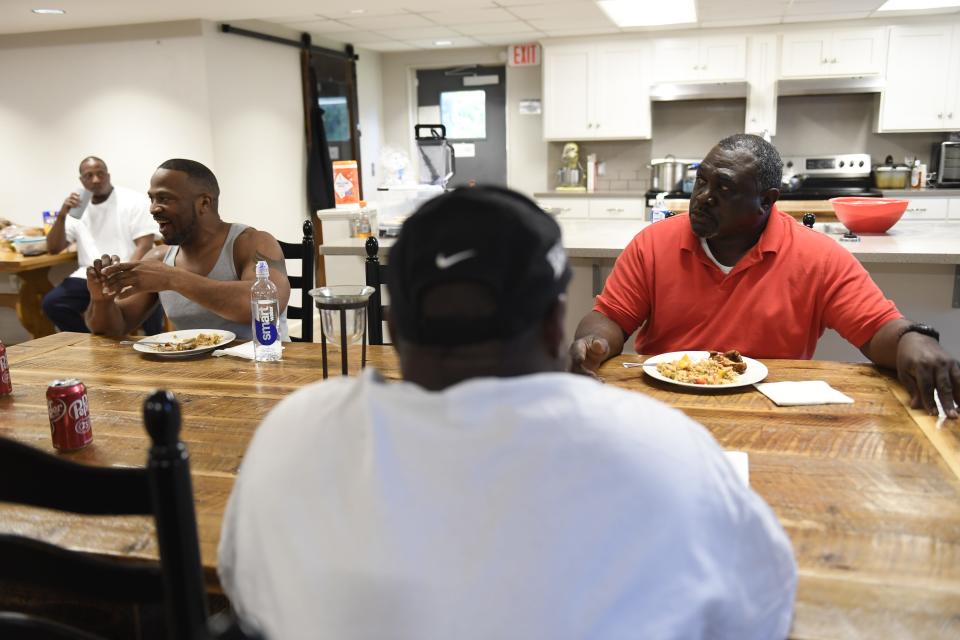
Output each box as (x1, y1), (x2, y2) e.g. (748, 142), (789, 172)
(569, 336), (611, 379)
(100, 259), (177, 299)
(86, 254), (121, 302)
(60, 192), (80, 215)
(896, 332), (960, 419)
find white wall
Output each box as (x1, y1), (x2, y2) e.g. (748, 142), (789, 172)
(355, 49), (384, 199)
(0, 20), (309, 242)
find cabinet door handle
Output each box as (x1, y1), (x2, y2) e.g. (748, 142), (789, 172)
(822, 57), (829, 63)
(606, 208), (625, 213)
(831, 57), (838, 63)
(595, 122), (600, 128)
(949, 113), (954, 119)
(938, 113), (944, 119)
(587, 123), (593, 128)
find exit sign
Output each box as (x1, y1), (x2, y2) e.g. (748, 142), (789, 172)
(508, 43), (540, 67)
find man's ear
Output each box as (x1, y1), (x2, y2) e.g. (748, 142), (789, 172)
(197, 193), (213, 215)
(760, 187), (780, 214)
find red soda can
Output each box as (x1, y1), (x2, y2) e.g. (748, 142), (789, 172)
(0, 340), (11, 395)
(46, 379), (93, 451)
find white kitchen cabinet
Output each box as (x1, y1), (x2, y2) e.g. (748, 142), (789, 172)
(536, 197), (590, 219)
(588, 198), (645, 219)
(901, 198), (949, 220)
(879, 25), (960, 132)
(947, 198), (960, 219)
(745, 34), (778, 136)
(543, 42), (650, 141)
(780, 28), (887, 78)
(652, 36), (746, 83)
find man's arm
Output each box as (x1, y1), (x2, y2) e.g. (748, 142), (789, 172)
(45, 193), (78, 255)
(85, 252), (162, 336)
(569, 311), (628, 378)
(101, 229), (290, 325)
(860, 318), (960, 418)
(128, 235), (155, 262)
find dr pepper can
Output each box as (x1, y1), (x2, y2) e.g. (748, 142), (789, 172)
(0, 340), (11, 395)
(46, 379), (93, 451)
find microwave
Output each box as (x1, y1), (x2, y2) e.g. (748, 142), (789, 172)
(930, 141), (960, 187)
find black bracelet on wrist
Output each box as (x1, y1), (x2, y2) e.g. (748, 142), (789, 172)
(898, 322), (940, 343)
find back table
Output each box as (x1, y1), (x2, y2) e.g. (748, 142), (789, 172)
(2, 332), (959, 639)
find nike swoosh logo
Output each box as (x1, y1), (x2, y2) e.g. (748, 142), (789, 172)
(435, 249), (477, 269)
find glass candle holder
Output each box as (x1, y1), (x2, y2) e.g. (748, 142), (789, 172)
(309, 285), (375, 378)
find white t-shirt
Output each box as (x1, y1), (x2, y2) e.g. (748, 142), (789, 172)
(219, 370), (797, 640)
(64, 185), (157, 278)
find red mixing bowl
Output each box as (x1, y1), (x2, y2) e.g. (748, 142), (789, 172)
(829, 197), (909, 233)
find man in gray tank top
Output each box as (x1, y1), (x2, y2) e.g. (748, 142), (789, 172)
(84, 159), (290, 341)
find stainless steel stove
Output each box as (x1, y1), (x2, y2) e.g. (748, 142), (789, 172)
(779, 153), (881, 200)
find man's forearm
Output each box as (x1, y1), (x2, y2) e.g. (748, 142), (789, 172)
(574, 311), (628, 358)
(170, 271), (256, 324)
(45, 209), (69, 254)
(860, 317), (910, 369)
(85, 299), (131, 336)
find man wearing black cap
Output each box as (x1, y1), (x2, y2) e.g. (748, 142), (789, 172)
(218, 186), (797, 640)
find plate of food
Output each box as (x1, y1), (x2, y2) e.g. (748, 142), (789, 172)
(641, 350), (768, 390)
(132, 329), (236, 358)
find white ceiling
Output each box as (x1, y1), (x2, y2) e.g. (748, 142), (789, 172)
(2, 1), (960, 50)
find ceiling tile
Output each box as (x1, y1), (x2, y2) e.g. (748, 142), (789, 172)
(787, 1), (876, 15)
(377, 26), (462, 39)
(421, 7), (518, 25)
(474, 32), (545, 45)
(341, 13), (435, 29)
(403, 36), (485, 48)
(541, 26), (623, 37)
(452, 21), (540, 35)
(509, 2), (611, 20)
(314, 7), (410, 19)
(359, 41), (419, 52)
(527, 16), (618, 30)
(400, 0), (499, 9)
(316, 30), (398, 44)
(279, 19), (355, 33)
(698, 17), (783, 28)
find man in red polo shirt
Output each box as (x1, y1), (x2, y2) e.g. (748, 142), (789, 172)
(570, 133), (960, 418)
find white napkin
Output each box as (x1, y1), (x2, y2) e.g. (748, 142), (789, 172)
(724, 451), (749, 487)
(754, 380), (853, 406)
(211, 341), (284, 360)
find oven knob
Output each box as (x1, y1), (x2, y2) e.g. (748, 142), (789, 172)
(839, 160), (845, 168)
(802, 213), (816, 229)
(859, 160), (865, 167)
(785, 161), (793, 169)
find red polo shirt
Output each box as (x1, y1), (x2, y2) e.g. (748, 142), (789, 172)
(594, 208), (902, 358)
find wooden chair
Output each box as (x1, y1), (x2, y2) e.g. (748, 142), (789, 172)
(278, 219), (315, 342)
(0, 391), (260, 640)
(365, 236), (389, 345)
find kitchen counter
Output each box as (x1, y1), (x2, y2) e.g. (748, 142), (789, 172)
(321, 219), (960, 264)
(534, 191), (648, 198)
(879, 188), (960, 197)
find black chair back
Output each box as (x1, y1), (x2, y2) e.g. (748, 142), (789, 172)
(279, 219), (316, 342)
(0, 391), (260, 640)
(365, 236), (390, 345)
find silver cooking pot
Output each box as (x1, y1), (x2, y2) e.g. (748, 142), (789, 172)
(649, 155), (688, 192)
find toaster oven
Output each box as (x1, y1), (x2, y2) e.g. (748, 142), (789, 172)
(931, 141), (960, 187)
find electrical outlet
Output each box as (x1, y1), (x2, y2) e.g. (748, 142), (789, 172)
(597, 162), (606, 177)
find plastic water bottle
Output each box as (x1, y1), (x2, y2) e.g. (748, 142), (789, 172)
(650, 192), (669, 223)
(250, 260), (282, 362)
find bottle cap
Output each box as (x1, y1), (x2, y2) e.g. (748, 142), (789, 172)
(255, 260), (269, 277)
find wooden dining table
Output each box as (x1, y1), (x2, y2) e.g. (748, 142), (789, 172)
(0, 248), (77, 338)
(2, 332), (960, 639)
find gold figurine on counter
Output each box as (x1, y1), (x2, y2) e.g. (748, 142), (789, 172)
(556, 142), (586, 192)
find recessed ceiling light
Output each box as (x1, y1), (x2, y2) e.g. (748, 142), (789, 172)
(31, 8), (66, 14)
(434, 40), (453, 46)
(597, 0), (696, 27)
(877, 0), (960, 10)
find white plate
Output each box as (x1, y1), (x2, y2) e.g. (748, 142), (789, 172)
(132, 329), (236, 358)
(641, 351), (768, 390)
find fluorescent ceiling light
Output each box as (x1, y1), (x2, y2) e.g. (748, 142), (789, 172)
(597, 0), (696, 27)
(877, 0), (960, 10)
(349, 9), (365, 14)
(31, 8), (66, 14)
(434, 40), (453, 46)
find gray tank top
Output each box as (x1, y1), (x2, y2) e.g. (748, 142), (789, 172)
(158, 223), (288, 341)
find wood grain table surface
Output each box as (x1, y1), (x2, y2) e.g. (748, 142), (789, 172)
(2, 332), (959, 639)
(0, 249), (77, 338)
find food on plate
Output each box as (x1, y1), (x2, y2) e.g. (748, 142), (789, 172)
(153, 333), (222, 352)
(655, 351), (746, 385)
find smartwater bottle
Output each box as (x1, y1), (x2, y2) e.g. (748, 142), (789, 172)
(251, 260), (282, 362)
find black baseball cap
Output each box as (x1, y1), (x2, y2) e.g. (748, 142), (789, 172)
(388, 186), (572, 346)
